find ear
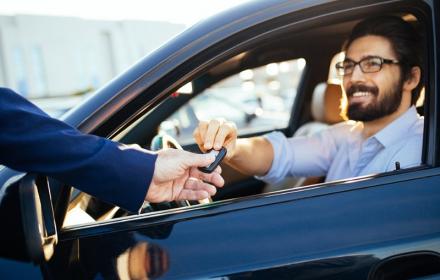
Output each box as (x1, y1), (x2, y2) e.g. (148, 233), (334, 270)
(403, 66), (421, 92)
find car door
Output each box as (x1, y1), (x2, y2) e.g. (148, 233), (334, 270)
(2, 0), (439, 279)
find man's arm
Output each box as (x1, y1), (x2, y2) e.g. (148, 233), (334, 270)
(0, 87), (155, 212)
(1, 88), (225, 211)
(194, 118), (345, 185)
(225, 137), (274, 176)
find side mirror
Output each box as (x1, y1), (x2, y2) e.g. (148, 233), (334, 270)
(19, 174), (58, 263)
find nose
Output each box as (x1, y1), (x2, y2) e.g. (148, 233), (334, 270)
(343, 64), (366, 91)
(349, 63), (366, 82)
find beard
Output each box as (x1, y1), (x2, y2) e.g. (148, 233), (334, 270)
(345, 78), (404, 122)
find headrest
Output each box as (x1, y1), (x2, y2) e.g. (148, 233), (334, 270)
(310, 83), (326, 122)
(311, 82), (344, 124)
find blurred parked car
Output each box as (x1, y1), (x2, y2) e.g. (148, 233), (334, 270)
(160, 92), (290, 144)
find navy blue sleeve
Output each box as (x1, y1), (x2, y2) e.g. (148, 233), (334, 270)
(0, 87), (157, 212)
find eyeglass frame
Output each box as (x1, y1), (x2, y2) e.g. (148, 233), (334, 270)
(335, 55), (400, 76)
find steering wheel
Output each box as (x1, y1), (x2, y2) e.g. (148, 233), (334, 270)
(150, 133), (183, 151)
(147, 133), (212, 212)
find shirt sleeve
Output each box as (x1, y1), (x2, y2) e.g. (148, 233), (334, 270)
(256, 127), (342, 185)
(0, 87), (156, 212)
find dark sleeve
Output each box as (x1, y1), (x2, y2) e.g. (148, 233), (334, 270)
(0, 87), (157, 212)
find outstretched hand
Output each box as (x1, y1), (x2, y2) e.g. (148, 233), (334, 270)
(193, 118), (238, 160)
(145, 148), (224, 203)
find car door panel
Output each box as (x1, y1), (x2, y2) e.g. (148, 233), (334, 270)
(49, 168), (440, 279)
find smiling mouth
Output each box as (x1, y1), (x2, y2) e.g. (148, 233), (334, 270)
(349, 91), (375, 104)
(352, 91), (372, 97)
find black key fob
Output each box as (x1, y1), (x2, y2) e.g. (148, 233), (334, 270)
(198, 147), (227, 173)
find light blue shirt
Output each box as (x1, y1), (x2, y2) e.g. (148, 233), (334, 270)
(258, 106), (424, 185)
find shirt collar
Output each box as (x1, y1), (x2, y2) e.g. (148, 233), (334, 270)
(373, 106), (421, 148)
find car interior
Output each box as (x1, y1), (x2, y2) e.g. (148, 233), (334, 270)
(61, 7), (429, 228)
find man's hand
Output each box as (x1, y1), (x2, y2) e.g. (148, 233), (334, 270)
(145, 149), (224, 203)
(193, 118), (274, 176)
(193, 118), (238, 160)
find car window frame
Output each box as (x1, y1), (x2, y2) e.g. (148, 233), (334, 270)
(60, 0), (438, 232)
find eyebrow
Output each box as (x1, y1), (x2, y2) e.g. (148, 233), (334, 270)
(345, 55), (372, 60)
(345, 54), (398, 61)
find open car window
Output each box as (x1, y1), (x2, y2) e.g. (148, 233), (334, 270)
(62, 58), (308, 228)
(61, 10), (429, 229)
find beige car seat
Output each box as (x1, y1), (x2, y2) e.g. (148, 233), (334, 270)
(294, 82), (344, 137)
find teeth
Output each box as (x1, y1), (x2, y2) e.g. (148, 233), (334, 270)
(352, 92), (371, 97)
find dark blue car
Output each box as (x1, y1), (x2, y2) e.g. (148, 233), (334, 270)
(1, 0), (440, 279)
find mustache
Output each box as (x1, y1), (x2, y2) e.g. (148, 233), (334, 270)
(346, 84), (379, 97)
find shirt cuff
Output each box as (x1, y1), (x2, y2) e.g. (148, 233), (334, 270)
(116, 144), (158, 213)
(255, 131), (290, 185)
(93, 142), (158, 213)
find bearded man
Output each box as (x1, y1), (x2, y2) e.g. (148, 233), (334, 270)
(192, 15), (424, 185)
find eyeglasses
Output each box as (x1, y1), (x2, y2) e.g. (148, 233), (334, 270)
(335, 56), (399, 76)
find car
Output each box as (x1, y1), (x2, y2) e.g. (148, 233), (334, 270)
(1, 0), (440, 279)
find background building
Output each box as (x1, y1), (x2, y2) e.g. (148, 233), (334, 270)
(0, 14), (185, 115)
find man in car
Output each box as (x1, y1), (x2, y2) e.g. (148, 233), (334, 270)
(193, 15), (424, 186)
(0, 87), (224, 213)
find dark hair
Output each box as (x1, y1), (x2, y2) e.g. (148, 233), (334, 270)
(343, 16), (423, 105)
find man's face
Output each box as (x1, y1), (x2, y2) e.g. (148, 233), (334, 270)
(343, 35), (403, 122)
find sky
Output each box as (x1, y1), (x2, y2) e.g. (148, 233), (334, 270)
(0, 0), (251, 26)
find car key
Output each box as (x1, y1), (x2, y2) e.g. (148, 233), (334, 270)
(198, 147), (227, 173)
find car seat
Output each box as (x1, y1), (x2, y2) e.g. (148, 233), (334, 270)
(294, 82), (344, 137)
